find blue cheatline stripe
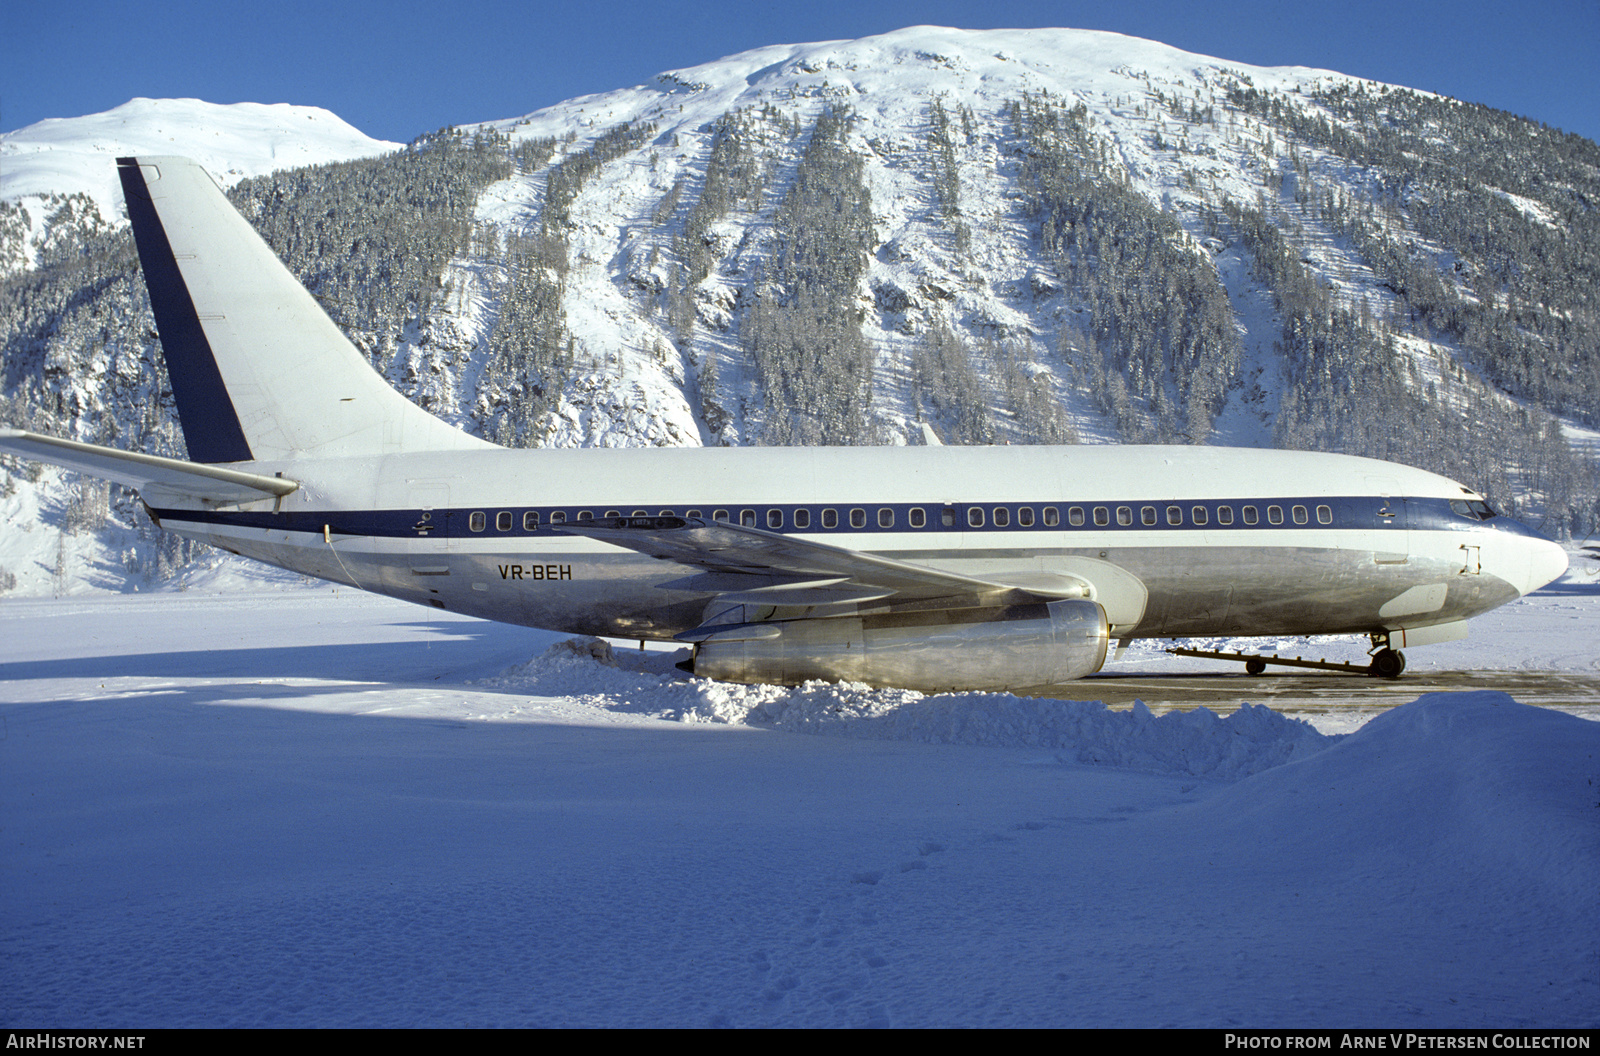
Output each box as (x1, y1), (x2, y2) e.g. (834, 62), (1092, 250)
(149, 495), (1483, 541)
(116, 158), (254, 464)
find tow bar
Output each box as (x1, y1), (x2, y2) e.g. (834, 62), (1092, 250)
(1165, 646), (1403, 678)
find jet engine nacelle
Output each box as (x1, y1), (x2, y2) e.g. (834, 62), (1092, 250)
(690, 599), (1109, 692)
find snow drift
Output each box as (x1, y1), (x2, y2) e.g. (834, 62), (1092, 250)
(489, 636), (1338, 780)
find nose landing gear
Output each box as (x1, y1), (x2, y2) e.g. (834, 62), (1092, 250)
(1368, 633), (1406, 679)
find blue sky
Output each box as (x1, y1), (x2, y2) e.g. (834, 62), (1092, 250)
(5, 0), (1597, 144)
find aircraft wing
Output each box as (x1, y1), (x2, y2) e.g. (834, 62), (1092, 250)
(0, 428), (298, 503)
(558, 515), (1089, 624)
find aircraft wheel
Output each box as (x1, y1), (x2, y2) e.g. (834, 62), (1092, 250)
(1369, 648), (1405, 679)
(1245, 657), (1266, 676)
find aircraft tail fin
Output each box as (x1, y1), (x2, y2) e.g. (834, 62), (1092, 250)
(116, 156), (491, 463)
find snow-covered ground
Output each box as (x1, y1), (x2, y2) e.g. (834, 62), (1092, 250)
(2, 568), (1596, 1027)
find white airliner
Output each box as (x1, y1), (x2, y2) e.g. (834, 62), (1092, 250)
(0, 156), (1569, 690)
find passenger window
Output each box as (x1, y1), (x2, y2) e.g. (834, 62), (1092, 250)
(494, 511), (511, 532)
(1292, 505), (1308, 525)
(992, 507), (1009, 527)
(1192, 506), (1208, 526)
(1267, 505), (1283, 525)
(549, 511), (567, 524)
(469, 511), (486, 532)
(1140, 506), (1155, 526)
(794, 509), (811, 529)
(940, 507), (955, 527)
(633, 509), (648, 517)
(1317, 505), (1332, 525)
(850, 508), (866, 529)
(1067, 507), (1083, 527)
(1216, 506), (1233, 526)
(713, 509), (729, 522)
(877, 508), (894, 528)
(741, 510), (756, 527)
(822, 508), (839, 529)
(967, 507), (985, 528)
(604, 509), (621, 519)
(577, 511), (593, 521)
(523, 511), (540, 531)
(685, 509), (701, 518)
(1093, 507), (1109, 526)
(1017, 507), (1034, 527)
(1044, 507), (1060, 527)
(1241, 506), (1257, 525)
(909, 508), (925, 528)
(1167, 506), (1182, 526)
(767, 509), (783, 529)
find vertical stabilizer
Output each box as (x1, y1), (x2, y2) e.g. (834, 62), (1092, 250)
(117, 156), (492, 462)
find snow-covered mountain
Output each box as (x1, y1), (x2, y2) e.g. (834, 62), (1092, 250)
(0, 97), (401, 272)
(460, 26), (1344, 450)
(2, 26), (1597, 597)
(444, 26), (1594, 456)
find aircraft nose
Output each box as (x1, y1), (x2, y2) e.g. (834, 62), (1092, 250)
(1501, 529), (1568, 597)
(1521, 536), (1569, 596)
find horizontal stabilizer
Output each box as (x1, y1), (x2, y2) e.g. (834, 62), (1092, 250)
(0, 428), (298, 502)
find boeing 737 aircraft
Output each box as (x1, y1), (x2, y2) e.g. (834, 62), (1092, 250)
(0, 156), (1570, 691)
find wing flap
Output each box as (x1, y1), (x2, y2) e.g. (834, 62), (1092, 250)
(0, 428), (298, 502)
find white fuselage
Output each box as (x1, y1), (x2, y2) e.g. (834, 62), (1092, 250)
(147, 444), (1567, 645)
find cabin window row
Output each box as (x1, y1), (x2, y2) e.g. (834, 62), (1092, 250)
(465, 507), (929, 531)
(1073, 503), (1333, 528)
(464, 503), (1336, 532)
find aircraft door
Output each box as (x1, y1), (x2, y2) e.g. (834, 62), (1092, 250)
(407, 481), (454, 576)
(1366, 477), (1410, 565)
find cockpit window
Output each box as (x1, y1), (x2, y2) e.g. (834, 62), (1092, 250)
(1450, 499), (1497, 520)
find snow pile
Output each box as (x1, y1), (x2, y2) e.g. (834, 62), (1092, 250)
(487, 636), (1338, 779)
(1205, 690), (1600, 903)
(754, 691), (1336, 780)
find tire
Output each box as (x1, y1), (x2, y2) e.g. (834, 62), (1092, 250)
(1370, 648), (1404, 679)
